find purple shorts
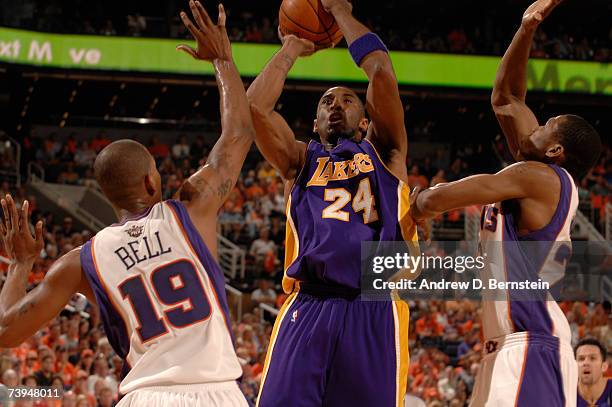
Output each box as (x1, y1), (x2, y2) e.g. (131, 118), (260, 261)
(257, 284), (409, 407)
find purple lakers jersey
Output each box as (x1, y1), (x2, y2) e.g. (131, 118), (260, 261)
(282, 138), (418, 292)
(578, 379), (612, 407)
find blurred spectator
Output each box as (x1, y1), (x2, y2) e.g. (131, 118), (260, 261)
(251, 279), (277, 307)
(34, 354), (55, 386)
(87, 354), (118, 396)
(172, 135), (191, 160)
(148, 135), (170, 159)
(127, 14), (147, 36)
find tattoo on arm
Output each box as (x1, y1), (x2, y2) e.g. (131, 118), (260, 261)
(217, 179), (232, 198)
(18, 299), (35, 316)
(193, 177), (215, 195)
(273, 53), (294, 72)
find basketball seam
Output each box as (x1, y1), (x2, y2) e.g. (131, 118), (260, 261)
(304, 0), (333, 31)
(302, 0), (335, 45)
(280, 6), (328, 35)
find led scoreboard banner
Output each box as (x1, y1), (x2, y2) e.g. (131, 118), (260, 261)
(0, 27), (609, 95)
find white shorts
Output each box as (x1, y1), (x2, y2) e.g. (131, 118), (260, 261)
(469, 332), (577, 407)
(117, 381), (248, 407)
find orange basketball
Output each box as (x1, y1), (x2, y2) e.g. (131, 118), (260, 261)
(279, 0), (343, 48)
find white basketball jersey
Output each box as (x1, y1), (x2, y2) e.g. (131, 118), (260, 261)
(80, 200), (241, 395)
(478, 164), (578, 343)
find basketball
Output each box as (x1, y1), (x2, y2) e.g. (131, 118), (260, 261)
(279, 0), (344, 48)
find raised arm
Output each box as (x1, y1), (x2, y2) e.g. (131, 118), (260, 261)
(247, 34), (312, 181)
(176, 2), (255, 213)
(491, 0), (562, 160)
(0, 196), (91, 347)
(324, 0), (407, 163)
(410, 162), (554, 220)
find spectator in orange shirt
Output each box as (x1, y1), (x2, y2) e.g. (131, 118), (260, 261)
(245, 178), (264, 200)
(73, 370), (97, 406)
(90, 133), (111, 153)
(55, 346), (76, 387)
(42, 321), (64, 350)
(228, 185), (245, 208)
(416, 314), (444, 337)
(21, 350), (40, 378)
(148, 135), (170, 159)
(78, 349), (95, 374)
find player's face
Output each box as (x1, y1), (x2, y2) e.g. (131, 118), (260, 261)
(576, 345), (606, 385)
(314, 87), (368, 145)
(520, 116), (564, 161)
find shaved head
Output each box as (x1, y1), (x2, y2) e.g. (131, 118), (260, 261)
(94, 140), (161, 211)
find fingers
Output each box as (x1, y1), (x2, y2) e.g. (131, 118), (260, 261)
(176, 44), (199, 59)
(22, 200), (31, 234)
(180, 10), (200, 40)
(1, 197), (9, 232)
(217, 4), (226, 27)
(6, 195), (19, 235)
(196, 1), (214, 29)
(189, 0), (208, 32)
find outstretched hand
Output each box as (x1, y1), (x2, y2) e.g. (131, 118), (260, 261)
(0, 195), (44, 265)
(522, 0), (563, 30)
(177, 1), (232, 62)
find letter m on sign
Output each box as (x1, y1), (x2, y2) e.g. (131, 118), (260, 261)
(527, 62), (560, 92)
(28, 41), (52, 62)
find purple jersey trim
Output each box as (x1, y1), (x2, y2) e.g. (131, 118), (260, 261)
(80, 240), (132, 382)
(518, 164), (572, 241)
(110, 205), (155, 227)
(516, 333), (565, 406)
(578, 379), (612, 407)
(501, 164), (573, 335)
(164, 200), (235, 344)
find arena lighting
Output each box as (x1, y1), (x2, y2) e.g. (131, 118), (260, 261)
(0, 27), (609, 95)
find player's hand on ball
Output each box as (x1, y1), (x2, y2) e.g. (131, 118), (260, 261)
(522, 0), (563, 30)
(320, 0), (352, 14)
(0, 195), (43, 265)
(278, 27), (316, 56)
(177, 1), (232, 62)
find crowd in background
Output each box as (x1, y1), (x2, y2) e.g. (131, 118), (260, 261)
(0, 0), (609, 403)
(1, 0), (610, 61)
(0, 132), (609, 405)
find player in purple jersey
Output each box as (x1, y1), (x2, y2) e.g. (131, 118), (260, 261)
(576, 338), (611, 407)
(409, 1), (602, 406)
(0, 3), (255, 405)
(248, 0), (418, 406)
